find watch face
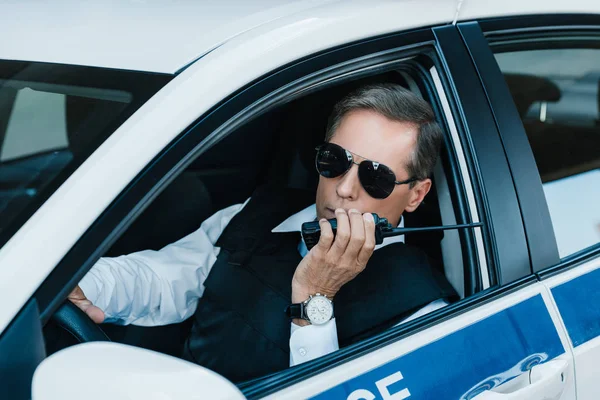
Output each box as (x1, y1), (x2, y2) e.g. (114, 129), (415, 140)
(306, 296), (333, 325)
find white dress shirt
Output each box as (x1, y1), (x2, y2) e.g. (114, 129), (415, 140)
(79, 200), (447, 367)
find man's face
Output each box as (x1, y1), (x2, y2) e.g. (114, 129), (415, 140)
(315, 109), (432, 226)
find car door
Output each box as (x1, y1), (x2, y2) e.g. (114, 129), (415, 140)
(470, 13), (600, 400)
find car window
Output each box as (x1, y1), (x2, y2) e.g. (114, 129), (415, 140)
(107, 67), (488, 301)
(0, 61), (171, 249)
(495, 47), (600, 258)
(90, 64), (490, 362)
(1, 88), (68, 162)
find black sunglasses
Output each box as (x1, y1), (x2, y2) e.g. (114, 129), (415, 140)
(315, 142), (419, 199)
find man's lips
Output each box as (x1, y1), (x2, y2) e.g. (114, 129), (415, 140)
(324, 207), (367, 220)
(324, 207), (336, 219)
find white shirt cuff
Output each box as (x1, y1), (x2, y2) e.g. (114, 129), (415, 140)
(78, 267), (120, 324)
(78, 273), (100, 306)
(289, 318), (339, 366)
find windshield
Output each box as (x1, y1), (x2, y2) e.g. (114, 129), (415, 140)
(0, 60), (171, 248)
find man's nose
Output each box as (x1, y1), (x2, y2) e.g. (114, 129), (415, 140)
(336, 164), (361, 200)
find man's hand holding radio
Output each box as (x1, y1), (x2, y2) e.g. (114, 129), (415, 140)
(291, 208), (376, 325)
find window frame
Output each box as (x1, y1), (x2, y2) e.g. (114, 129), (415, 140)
(25, 25), (526, 398)
(473, 14), (600, 275)
(392, 59), (487, 297)
(434, 25), (532, 284)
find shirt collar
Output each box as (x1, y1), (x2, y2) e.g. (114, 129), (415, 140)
(272, 204), (405, 256)
(272, 204), (318, 233)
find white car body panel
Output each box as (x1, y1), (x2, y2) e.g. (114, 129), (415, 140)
(457, 0), (600, 21)
(541, 256), (600, 400)
(0, 0), (336, 73)
(32, 342), (245, 400)
(542, 170), (600, 258)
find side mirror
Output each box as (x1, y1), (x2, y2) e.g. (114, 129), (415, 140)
(32, 342), (245, 400)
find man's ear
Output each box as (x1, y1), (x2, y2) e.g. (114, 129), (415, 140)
(404, 178), (432, 213)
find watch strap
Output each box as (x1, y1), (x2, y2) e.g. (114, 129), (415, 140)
(285, 303), (304, 320)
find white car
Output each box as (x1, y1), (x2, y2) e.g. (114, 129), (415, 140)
(0, 1), (599, 399)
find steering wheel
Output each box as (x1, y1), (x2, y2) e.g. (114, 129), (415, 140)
(51, 301), (110, 342)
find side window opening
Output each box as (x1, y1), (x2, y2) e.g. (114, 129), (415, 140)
(104, 66), (481, 300)
(44, 55), (489, 386)
(494, 45), (600, 257)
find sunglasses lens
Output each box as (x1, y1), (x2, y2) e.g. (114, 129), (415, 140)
(358, 161), (396, 199)
(316, 143), (352, 178)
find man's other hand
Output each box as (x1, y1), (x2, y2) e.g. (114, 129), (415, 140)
(291, 208), (376, 319)
(68, 285), (105, 324)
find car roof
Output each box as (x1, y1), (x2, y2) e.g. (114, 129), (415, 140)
(457, 0), (600, 22)
(0, 0), (343, 74)
(2, 1), (600, 74)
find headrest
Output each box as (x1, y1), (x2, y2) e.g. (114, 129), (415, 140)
(503, 73), (561, 118)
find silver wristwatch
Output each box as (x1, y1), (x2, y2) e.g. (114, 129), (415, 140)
(286, 293), (334, 325)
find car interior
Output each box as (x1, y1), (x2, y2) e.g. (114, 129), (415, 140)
(42, 68), (475, 377)
(496, 46), (600, 184)
(503, 72), (600, 183)
(0, 82), (135, 239)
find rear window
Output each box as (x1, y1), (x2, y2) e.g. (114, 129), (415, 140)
(494, 46), (600, 257)
(0, 60), (171, 248)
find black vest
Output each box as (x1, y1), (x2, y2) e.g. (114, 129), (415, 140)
(182, 186), (456, 382)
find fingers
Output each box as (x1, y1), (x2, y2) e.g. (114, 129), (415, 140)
(315, 218), (334, 253)
(328, 208), (351, 258)
(68, 285), (105, 324)
(311, 208), (375, 264)
(346, 209), (366, 255)
(357, 213), (376, 265)
(296, 209), (377, 300)
(68, 285), (87, 302)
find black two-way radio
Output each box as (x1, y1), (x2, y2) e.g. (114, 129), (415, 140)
(301, 213), (481, 251)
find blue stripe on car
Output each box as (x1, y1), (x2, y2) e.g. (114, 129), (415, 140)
(311, 295), (564, 400)
(552, 267), (600, 347)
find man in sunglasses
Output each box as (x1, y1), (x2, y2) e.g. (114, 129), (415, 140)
(69, 83), (456, 382)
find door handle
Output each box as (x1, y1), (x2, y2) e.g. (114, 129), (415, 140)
(472, 359), (568, 400)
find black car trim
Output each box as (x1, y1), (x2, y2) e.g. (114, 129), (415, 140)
(489, 32), (600, 52)
(433, 25), (530, 284)
(28, 25), (517, 398)
(456, 22), (561, 273)
(537, 244), (600, 281)
(0, 299), (46, 400)
(430, 35), (503, 287)
(477, 13), (600, 33)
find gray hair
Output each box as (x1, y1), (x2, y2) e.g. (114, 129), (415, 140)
(325, 83), (443, 185)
